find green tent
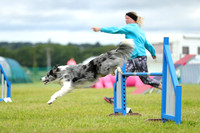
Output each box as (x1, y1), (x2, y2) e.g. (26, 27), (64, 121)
(0, 56), (32, 83)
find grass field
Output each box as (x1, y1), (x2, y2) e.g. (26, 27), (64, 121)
(0, 83), (200, 133)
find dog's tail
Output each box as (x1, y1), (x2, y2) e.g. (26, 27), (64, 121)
(115, 39), (135, 59)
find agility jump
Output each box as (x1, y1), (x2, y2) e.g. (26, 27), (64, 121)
(0, 64), (12, 103)
(112, 37), (182, 124)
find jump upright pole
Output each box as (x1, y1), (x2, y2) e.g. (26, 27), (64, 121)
(112, 37), (182, 124)
(0, 64), (12, 103)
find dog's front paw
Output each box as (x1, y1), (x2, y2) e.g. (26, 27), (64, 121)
(47, 99), (54, 105)
(47, 101), (53, 105)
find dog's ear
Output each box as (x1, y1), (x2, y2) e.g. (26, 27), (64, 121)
(53, 64), (59, 69)
(53, 65), (60, 72)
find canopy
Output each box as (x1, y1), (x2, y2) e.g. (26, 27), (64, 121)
(0, 56), (32, 83)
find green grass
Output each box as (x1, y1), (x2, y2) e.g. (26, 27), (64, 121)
(0, 83), (200, 133)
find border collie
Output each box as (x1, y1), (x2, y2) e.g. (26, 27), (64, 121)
(41, 40), (134, 105)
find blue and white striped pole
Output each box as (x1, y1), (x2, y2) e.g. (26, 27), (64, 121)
(122, 72), (162, 76)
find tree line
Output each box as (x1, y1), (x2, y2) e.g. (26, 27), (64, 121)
(0, 42), (118, 67)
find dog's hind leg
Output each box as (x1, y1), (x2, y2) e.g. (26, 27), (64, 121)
(47, 82), (73, 105)
(117, 66), (123, 74)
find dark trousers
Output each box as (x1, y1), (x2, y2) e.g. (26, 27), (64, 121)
(126, 56), (160, 88)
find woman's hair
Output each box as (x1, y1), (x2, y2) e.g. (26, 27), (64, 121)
(126, 12), (144, 27)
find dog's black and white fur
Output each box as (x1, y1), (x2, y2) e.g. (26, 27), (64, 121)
(41, 40), (134, 105)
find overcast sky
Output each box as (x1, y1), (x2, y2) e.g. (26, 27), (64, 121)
(0, 0), (200, 44)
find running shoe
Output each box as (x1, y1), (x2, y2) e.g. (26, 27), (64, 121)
(104, 97), (114, 104)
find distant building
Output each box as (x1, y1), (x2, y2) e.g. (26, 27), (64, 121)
(180, 35), (200, 63)
(146, 34), (200, 84)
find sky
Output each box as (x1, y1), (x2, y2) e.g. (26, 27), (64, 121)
(0, 0), (200, 45)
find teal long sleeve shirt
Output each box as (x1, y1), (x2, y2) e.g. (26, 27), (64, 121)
(100, 23), (156, 59)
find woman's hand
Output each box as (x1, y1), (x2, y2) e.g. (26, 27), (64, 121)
(91, 27), (101, 32)
(152, 56), (157, 59)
